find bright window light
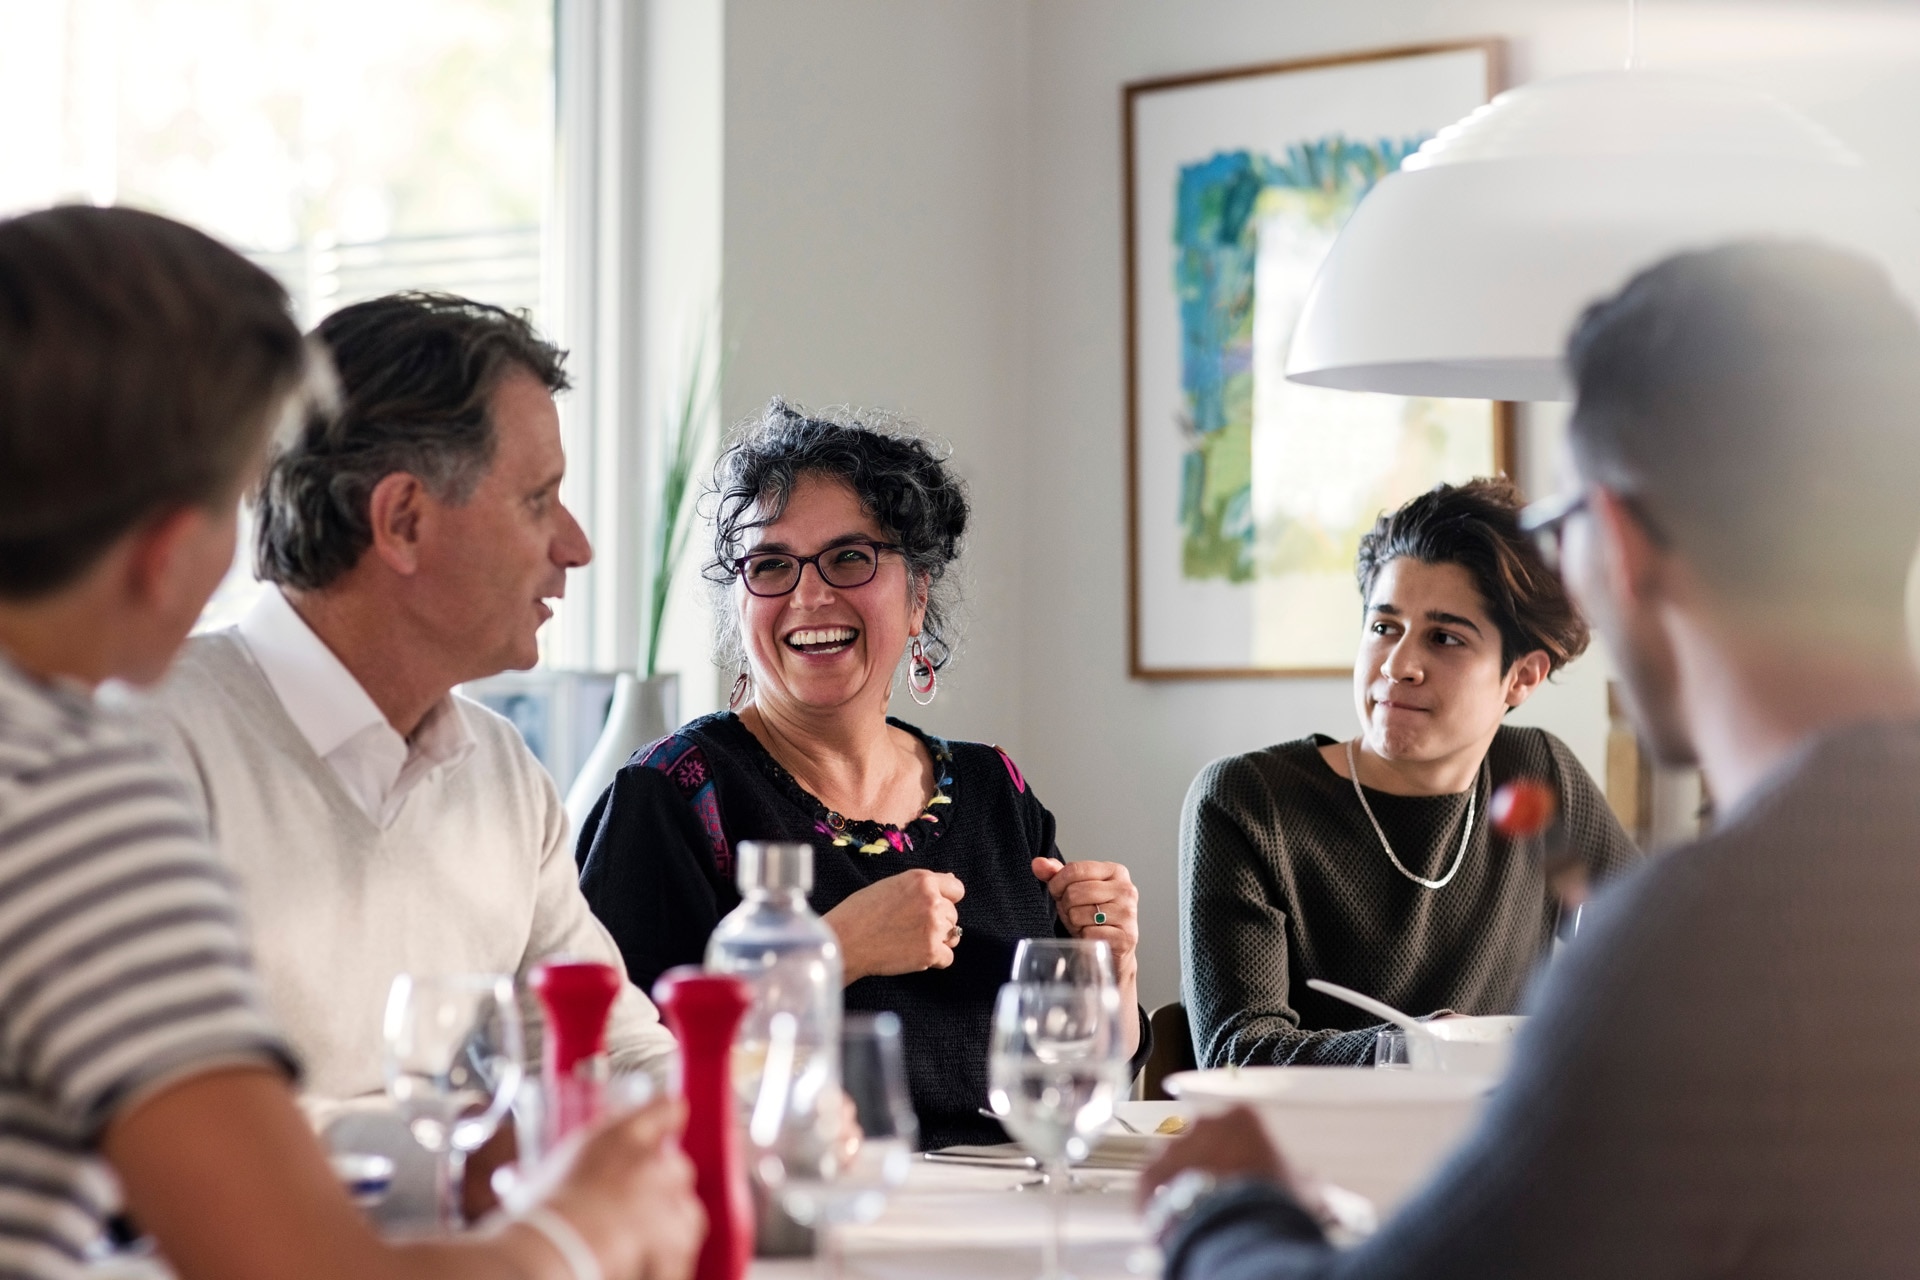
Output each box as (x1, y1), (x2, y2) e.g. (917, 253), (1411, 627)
(1, 0), (556, 630)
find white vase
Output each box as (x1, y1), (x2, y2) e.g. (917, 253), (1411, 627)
(564, 671), (680, 839)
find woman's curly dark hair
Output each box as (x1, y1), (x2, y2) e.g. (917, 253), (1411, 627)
(704, 399), (969, 673)
(1355, 477), (1589, 673)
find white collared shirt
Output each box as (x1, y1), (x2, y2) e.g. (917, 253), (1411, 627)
(237, 588), (475, 827)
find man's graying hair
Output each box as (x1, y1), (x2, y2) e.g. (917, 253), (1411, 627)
(254, 292), (568, 590)
(1566, 241), (1920, 617)
(705, 399), (969, 673)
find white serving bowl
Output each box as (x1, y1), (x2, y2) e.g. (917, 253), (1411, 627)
(1163, 1067), (1494, 1209)
(1411, 1015), (1526, 1076)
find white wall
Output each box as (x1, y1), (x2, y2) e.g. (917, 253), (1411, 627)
(640, 0), (726, 721)
(721, 0), (1033, 747)
(714, 0), (1920, 1008)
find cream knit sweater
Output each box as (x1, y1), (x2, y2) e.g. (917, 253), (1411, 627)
(140, 630), (676, 1099)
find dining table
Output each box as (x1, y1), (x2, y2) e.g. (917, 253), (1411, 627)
(88, 1102), (1183, 1280)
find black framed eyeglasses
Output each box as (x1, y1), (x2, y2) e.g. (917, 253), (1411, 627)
(1520, 488), (1668, 576)
(1518, 491), (1589, 576)
(732, 539), (904, 598)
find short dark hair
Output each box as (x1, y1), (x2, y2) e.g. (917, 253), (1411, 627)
(704, 399), (970, 669)
(1356, 478), (1589, 672)
(0, 206), (307, 600)
(1567, 241), (1920, 615)
(254, 292), (569, 590)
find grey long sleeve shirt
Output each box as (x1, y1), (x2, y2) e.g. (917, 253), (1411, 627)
(1180, 727), (1638, 1068)
(1169, 719), (1920, 1280)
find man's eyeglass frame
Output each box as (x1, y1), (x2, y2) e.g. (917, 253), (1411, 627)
(730, 539), (905, 598)
(1519, 489), (1668, 575)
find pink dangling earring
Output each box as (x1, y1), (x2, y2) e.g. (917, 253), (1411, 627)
(729, 669), (751, 711)
(908, 637), (937, 707)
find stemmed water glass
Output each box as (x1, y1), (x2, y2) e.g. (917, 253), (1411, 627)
(383, 973), (525, 1231)
(751, 1011), (919, 1279)
(1012, 937), (1117, 991)
(988, 977), (1130, 1280)
(1009, 939), (1120, 1193)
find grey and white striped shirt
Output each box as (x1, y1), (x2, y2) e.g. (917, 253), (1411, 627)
(0, 654), (293, 1277)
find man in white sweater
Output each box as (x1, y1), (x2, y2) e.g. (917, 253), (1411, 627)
(142, 293), (677, 1105)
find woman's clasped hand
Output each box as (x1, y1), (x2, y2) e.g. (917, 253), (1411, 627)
(824, 868), (967, 980)
(1033, 857), (1140, 978)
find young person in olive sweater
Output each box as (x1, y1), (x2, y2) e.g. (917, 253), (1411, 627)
(1181, 479), (1640, 1069)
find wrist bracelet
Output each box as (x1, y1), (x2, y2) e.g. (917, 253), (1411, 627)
(1142, 1169), (1217, 1242)
(518, 1207), (605, 1280)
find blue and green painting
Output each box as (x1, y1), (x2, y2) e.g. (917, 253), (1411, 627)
(1174, 134), (1423, 582)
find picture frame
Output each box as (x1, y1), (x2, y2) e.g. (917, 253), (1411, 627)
(1124, 41), (1513, 679)
(461, 669), (619, 792)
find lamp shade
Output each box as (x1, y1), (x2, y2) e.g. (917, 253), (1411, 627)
(1285, 70), (1920, 401)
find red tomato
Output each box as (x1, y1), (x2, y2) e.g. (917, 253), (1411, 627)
(1491, 778), (1557, 838)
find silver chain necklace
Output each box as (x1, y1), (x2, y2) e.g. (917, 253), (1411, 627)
(1344, 738), (1480, 890)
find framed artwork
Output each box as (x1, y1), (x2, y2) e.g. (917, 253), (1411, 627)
(1125, 41), (1512, 679)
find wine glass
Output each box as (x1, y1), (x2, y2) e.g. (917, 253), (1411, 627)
(751, 1012), (918, 1279)
(1374, 1029), (1411, 1069)
(383, 973), (524, 1231)
(1011, 937), (1116, 991)
(988, 980), (1129, 1280)
(1009, 939), (1119, 1192)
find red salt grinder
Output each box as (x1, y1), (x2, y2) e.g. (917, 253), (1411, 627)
(653, 966), (753, 1280)
(528, 959), (623, 1142)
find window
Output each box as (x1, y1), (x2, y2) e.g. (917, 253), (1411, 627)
(2, 0), (557, 628)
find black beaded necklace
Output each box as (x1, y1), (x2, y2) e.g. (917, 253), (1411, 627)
(733, 714), (956, 856)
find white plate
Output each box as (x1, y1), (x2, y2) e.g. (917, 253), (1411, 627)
(1165, 1066), (1492, 1106)
(1164, 1067), (1493, 1209)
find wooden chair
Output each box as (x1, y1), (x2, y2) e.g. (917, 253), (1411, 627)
(1140, 1001), (1198, 1101)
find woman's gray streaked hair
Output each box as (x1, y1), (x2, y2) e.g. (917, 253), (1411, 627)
(703, 398), (970, 676)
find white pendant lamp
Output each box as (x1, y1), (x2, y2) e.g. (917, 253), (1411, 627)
(1286, 60), (1920, 401)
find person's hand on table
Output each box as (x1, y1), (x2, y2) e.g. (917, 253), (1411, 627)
(518, 1095), (704, 1280)
(824, 869), (966, 981)
(1032, 858), (1140, 980)
(107, 1065), (703, 1280)
(1138, 1106), (1324, 1224)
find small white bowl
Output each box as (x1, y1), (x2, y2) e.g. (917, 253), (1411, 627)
(1164, 1067), (1493, 1209)
(1411, 1015), (1527, 1076)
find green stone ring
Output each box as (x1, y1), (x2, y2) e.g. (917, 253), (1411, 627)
(1093, 911), (1108, 925)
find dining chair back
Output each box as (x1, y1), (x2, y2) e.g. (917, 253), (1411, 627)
(1141, 1001), (1197, 1101)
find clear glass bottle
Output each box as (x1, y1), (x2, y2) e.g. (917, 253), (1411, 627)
(704, 841), (843, 1256)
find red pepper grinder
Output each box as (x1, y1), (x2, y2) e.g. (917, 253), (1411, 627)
(528, 959), (623, 1145)
(654, 965), (754, 1280)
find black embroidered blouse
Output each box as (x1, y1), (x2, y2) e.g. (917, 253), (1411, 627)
(575, 711), (1133, 1150)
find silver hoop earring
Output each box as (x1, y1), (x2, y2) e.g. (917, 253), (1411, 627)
(729, 669), (751, 711)
(908, 638), (937, 707)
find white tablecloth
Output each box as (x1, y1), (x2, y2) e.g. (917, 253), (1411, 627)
(89, 1161), (1154, 1280)
(751, 1160), (1153, 1280)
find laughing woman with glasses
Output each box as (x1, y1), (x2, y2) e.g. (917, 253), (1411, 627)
(1181, 479), (1643, 1069)
(575, 400), (1145, 1149)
